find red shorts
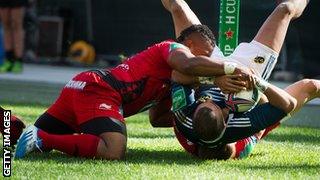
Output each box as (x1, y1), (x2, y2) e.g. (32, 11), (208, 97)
(173, 122), (198, 156)
(47, 71), (124, 132)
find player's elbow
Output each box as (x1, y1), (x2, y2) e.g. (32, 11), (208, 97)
(283, 96), (297, 114)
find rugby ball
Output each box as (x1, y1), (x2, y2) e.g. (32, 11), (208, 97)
(225, 88), (261, 113)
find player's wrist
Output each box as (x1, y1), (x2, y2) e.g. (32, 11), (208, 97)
(253, 75), (269, 92)
(224, 62), (237, 75)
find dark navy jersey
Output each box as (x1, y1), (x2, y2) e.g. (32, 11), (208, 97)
(171, 82), (287, 147)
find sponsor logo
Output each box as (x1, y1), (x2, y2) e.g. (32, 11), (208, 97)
(99, 103), (112, 110)
(117, 64), (129, 71)
(225, 28), (234, 40)
(172, 87), (187, 111)
(2, 110), (11, 177)
(65, 80), (86, 90)
(254, 56), (265, 64)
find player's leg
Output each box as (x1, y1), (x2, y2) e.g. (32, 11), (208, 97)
(284, 79), (320, 115)
(35, 116), (127, 160)
(9, 7), (25, 72)
(256, 78), (319, 138)
(0, 8), (14, 72)
(161, 0), (201, 37)
(253, 0), (309, 53)
(16, 107), (127, 159)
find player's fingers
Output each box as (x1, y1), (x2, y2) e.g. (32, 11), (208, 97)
(225, 82), (244, 92)
(248, 75), (256, 90)
(226, 79), (246, 90)
(229, 79), (246, 87)
(226, 74), (243, 79)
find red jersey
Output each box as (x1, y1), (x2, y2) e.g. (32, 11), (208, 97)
(101, 40), (189, 117)
(46, 40), (189, 128)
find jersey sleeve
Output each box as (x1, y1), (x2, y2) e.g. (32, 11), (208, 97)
(160, 41), (190, 62)
(210, 46), (225, 60)
(221, 103), (287, 144)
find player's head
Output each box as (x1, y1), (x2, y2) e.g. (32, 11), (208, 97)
(176, 24), (215, 57)
(193, 99), (226, 142)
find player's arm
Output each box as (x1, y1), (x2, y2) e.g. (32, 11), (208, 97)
(149, 97), (175, 127)
(254, 77), (297, 113)
(167, 48), (251, 77)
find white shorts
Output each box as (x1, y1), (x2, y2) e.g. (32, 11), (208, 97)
(211, 41), (279, 80)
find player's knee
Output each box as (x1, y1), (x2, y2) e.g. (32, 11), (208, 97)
(106, 151), (125, 160)
(100, 147), (126, 160)
(286, 95), (297, 113)
(170, 0), (184, 14)
(277, 2), (296, 17)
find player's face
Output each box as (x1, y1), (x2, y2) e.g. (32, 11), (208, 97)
(185, 32), (214, 57)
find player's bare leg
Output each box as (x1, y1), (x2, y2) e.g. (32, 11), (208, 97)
(254, 0), (309, 53)
(284, 79), (320, 115)
(96, 132), (127, 160)
(161, 0), (201, 37)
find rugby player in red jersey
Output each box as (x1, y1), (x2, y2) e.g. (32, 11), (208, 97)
(14, 23), (253, 159)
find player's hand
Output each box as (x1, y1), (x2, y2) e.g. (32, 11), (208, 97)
(234, 67), (256, 90)
(215, 75), (247, 94)
(233, 65), (252, 77)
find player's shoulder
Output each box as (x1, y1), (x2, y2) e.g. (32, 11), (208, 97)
(155, 39), (189, 52)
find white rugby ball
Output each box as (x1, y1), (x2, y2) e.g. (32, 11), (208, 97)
(225, 88), (261, 113)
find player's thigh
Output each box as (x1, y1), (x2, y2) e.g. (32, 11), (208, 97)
(45, 88), (77, 131)
(34, 112), (75, 135)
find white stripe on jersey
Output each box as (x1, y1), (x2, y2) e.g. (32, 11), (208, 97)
(228, 121), (251, 124)
(227, 124), (252, 128)
(175, 111), (193, 128)
(229, 117), (250, 121)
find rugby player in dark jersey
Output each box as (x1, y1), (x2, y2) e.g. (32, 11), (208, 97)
(171, 77), (320, 160)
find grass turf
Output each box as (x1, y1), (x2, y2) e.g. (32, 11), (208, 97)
(1, 103), (320, 179)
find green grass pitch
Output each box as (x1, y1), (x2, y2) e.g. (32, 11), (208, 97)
(1, 103), (320, 179)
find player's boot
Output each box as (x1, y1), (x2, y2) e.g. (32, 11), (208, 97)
(11, 61), (23, 73)
(15, 125), (43, 159)
(0, 60), (12, 73)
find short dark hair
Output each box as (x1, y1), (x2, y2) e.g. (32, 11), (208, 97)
(193, 106), (225, 141)
(176, 24), (216, 46)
